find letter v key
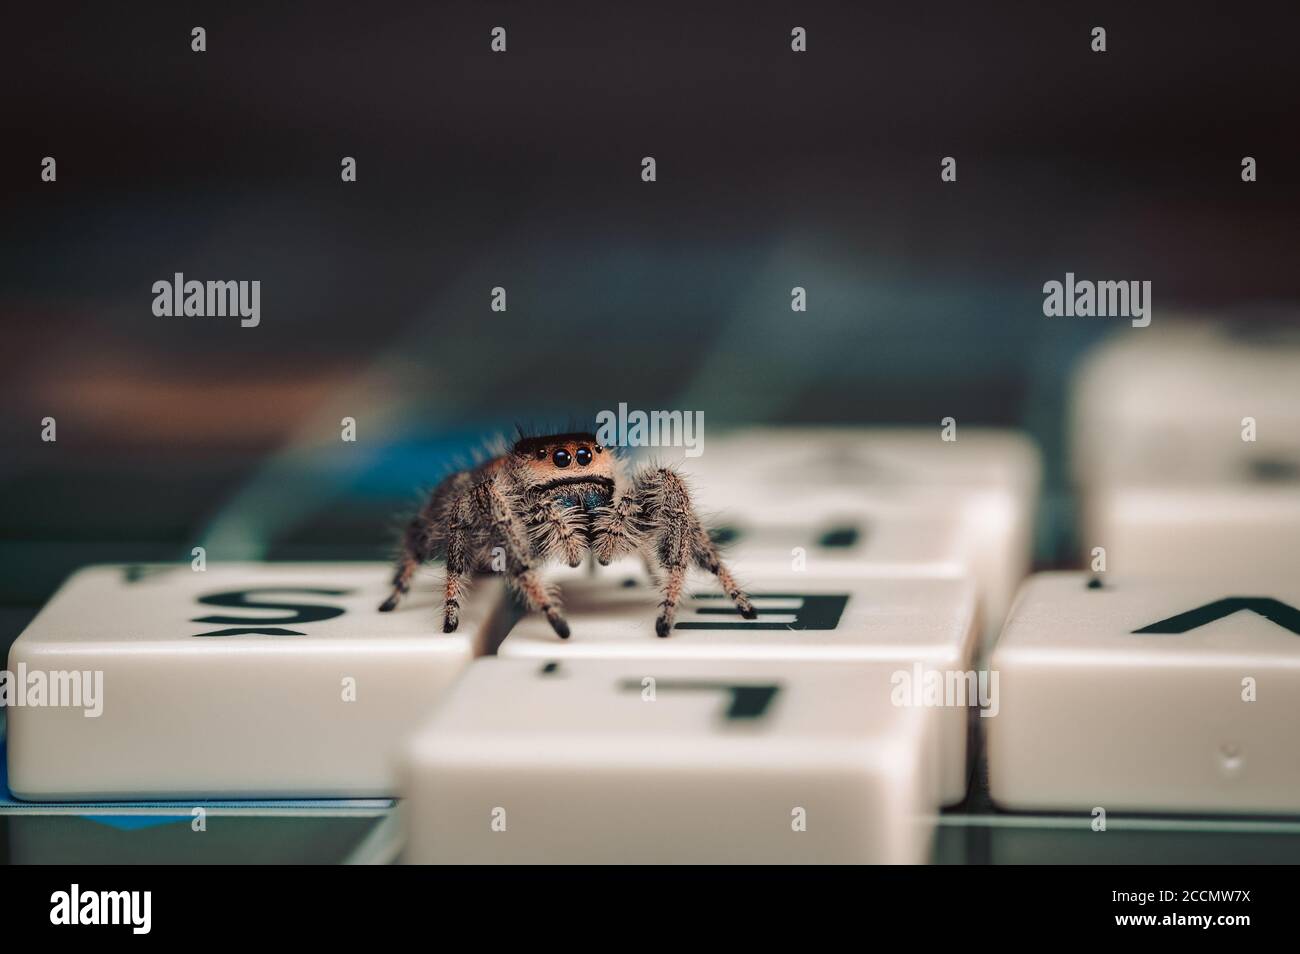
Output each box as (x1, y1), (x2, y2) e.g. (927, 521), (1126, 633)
(1132, 597), (1300, 635)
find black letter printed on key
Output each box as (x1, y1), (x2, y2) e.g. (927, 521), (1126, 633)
(675, 593), (848, 631)
(1132, 597), (1300, 636)
(190, 587), (352, 637)
(619, 679), (781, 721)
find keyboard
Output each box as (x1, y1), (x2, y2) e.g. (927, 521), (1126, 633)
(3, 320), (1299, 863)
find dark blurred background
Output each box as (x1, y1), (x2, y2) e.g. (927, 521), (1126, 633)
(1, 1), (1298, 613)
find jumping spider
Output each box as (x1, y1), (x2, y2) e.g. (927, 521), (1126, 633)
(379, 432), (756, 638)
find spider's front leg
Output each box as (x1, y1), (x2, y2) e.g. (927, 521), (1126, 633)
(634, 466), (757, 637)
(474, 478), (571, 638)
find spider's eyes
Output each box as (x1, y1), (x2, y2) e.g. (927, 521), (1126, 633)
(552, 448), (572, 468)
(535, 449), (547, 460)
(575, 446), (593, 466)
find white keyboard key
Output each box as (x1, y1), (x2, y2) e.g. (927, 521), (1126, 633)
(500, 569), (979, 804)
(693, 490), (1021, 654)
(1072, 322), (1300, 488)
(1085, 485), (1300, 578)
(660, 427), (1038, 645)
(707, 500), (969, 579)
(401, 658), (942, 863)
(6, 563), (503, 800)
(956, 488), (1034, 648)
(724, 493), (1028, 654)
(1072, 323), (1300, 578)
(987, 572), (1300, 814)
(678, 425), (1041, 506)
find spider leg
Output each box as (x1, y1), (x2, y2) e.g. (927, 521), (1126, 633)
(634, 466), (757, 636)
(693, 534), (757, 620)
(378, 511), (436, 613)
(651, 541), (689, 638)
(474, 477), (570, 639)
(440, 497), (473, 632)
(378, 547), (420, 613)
(379, 471), (470, 624)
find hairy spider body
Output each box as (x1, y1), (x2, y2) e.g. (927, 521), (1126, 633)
(379, 432), (756, 638)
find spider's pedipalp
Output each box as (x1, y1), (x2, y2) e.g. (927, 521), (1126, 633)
(589, 494), (643, 565)
(527, 496), (587, 568)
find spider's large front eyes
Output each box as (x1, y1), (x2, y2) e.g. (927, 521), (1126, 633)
(552, 448), (572, 468)
(575, 446), (593, 466)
